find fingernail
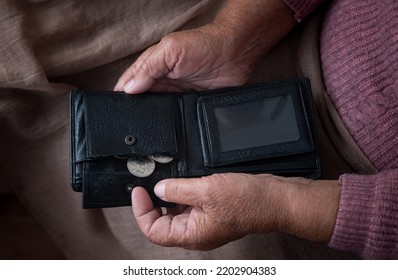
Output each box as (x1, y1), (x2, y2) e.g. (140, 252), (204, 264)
(123, 79), (135, 92)
(154, 181), (166, 199)
(114, 80), (122, 91)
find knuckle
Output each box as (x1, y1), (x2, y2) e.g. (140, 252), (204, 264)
(200, 174), (230, 203)
(163, 180), (177, 200)
(200, 174), (222, 193)
(137, 49), (170, 78)
(257, 174), (283, 186)
(205, 173), (228, 185)
(137, 59), (151, 74)
(164, 179), (194, 202)
(159, 34), (178, 50)
(128, 64), (138, 75)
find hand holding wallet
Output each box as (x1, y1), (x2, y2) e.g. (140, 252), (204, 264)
(70, 78), (320, 208)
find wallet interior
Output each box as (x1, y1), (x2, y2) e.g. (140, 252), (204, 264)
(70, 78), (320, 208)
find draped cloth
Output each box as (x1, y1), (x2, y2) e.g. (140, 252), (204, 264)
(0, 0), (359, 259)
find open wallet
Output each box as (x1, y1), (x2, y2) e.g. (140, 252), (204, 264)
(70, 77), (320, 208)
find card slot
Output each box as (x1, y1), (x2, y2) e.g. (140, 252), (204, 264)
(197, 79), (315, 167)
(176, 92), (207, 175)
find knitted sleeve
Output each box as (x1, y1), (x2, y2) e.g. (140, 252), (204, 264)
(281, 0), (329, 21)
(329, 170), (398, 259)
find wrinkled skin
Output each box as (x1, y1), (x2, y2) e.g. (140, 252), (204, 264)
(115, 0), (340, 250)
(132, 174), (340, 250)
(114, 25), (251, 94)
(132, 174), (288, 250)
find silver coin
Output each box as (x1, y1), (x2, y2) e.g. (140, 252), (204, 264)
(148, 154), (174, 164)
(127, 157), (156, 177)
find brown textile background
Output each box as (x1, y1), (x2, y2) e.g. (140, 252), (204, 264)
(0, 0), (358, 259)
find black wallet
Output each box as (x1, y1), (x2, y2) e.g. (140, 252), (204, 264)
(70, 78), (320, 208)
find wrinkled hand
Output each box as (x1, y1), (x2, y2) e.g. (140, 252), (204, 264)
(114, 25), (251, 94)
(132, 173), (291, 250)
(132, 174), (341, 250)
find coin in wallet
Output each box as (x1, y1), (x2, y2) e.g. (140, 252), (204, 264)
(127, 157), (156, 178)
(148, 154), (174, 164)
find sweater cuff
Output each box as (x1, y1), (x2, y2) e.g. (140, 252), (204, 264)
(329, 171), (398, 259)
(281, 0), (326, 22)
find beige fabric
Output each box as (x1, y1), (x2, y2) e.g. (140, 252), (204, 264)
(296, 10), (377, 176)
(0, 1), (358, 259)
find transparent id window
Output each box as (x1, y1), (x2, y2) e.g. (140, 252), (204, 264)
(214, 95), (300, 152)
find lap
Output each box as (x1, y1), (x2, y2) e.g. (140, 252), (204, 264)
(0, 4), (358, 259)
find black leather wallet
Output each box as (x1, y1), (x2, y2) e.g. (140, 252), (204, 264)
(70, 78), (320, 208)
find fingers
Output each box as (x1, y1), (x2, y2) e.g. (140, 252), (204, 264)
(154, 178), (206, 206)
(131, 184), (197, 248)
(131, 175), (250, 249)
(131, 179), (202, 236)
(114, 45), (177, 94)
(114, 46), (154, 92)
(131, 186), (162, 235)
(113, 63), (135, 92)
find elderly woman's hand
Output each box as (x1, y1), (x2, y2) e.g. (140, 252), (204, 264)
(114, 0), (295, 94)
(114, 25), (251, 94)
(132, 173), (341, 250)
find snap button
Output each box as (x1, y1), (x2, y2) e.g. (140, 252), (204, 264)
(125, 183), (135, 193)
(125, 135), (137, 146)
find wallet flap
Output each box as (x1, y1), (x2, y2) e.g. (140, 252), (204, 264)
(197, 79), (314, 167)
(78, 91), (179, 159)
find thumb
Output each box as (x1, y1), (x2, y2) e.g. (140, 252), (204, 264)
(154, 178), (204, 206)
(124, 48), (174, 94)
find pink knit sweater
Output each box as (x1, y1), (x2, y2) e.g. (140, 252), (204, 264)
(282, 0), (398, 259)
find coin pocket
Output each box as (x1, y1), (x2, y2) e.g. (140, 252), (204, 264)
(82, 92), (180, 159)
(70, 91), (180, 208)
(82, 158), (174, 208)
